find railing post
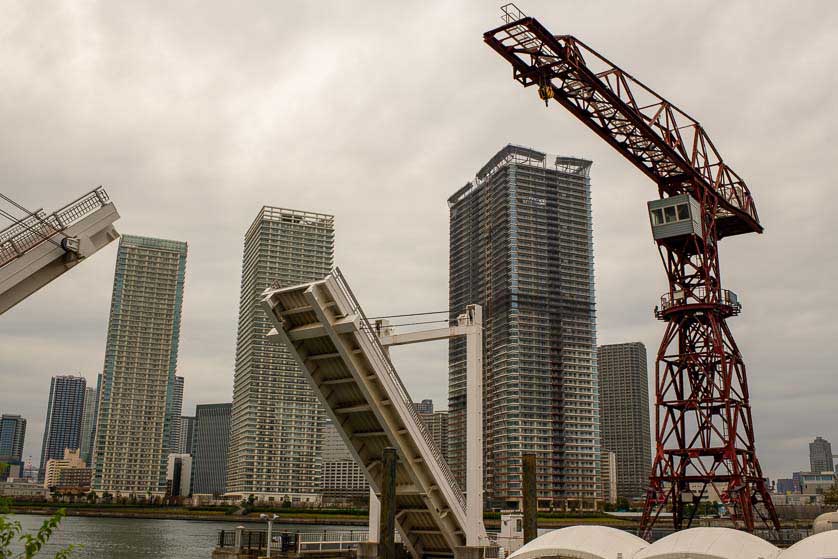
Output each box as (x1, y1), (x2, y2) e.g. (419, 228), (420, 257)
(234, 526), (244, 551)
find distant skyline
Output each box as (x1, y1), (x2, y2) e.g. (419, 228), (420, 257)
(1, 1), (837, 483)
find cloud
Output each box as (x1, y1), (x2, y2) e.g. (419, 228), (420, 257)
(1, 0), (836, 482)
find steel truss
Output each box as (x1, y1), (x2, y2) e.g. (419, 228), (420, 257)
(483, 4), (779, 537)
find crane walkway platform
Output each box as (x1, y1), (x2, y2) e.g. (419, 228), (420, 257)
(262, 268), (485, 559)
(0, 187), (119, 314)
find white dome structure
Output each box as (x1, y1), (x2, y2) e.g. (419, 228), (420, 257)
(507, 525), (648, 559)
(812, 511), (838, 534)
(634, 527), (780, 559)
(781, 531), (838, 558)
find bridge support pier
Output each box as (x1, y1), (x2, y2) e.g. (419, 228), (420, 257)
(454, 547), (489, 559)
(380, 448), (397, 559)
(368, 488), (380, 544)
(356, 542), (379, 559)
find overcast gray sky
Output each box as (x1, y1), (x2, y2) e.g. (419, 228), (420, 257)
(1, 1), (836, 482)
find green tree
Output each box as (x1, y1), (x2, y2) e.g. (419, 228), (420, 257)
(0, 498), (76, 558)
(824, 485), (838, 505)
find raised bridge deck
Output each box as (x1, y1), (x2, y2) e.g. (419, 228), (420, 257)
(0, 187), (119, 314)
(262, 268), (486, 558)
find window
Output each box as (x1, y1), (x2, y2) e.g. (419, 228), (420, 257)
(653, 202), (690, 225)
(651, 209), (664, 225)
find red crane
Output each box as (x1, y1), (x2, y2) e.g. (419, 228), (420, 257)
(483, 4), (779, 537)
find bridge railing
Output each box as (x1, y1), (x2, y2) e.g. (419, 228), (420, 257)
(0, 187), (110, 268)
(217, 529), (389, 554)
(331, 267), (466, 510)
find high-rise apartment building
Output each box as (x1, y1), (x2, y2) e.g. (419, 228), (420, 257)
(598, 342), (651, 500)
(79, 386), (97, 465)
(415, 399), (434, 415)
(39, 375), (87, 480)
(415, 400), (450, 464)
(0, 415), (26, 463)
(449, 145), (599, 509)
(92, 235), (188, 494)
(168, 376), (184, 453)
(177, 416), (195, 455)
(321, 420), (367, 498)
(192, 403), (232, 495)
(227, 207), (334, 501)
(809, 436), (834, 473)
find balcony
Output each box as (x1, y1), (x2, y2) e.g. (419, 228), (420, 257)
(654, 287), (741, 319)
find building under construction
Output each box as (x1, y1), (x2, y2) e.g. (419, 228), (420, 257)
(448, 144), (600, 509)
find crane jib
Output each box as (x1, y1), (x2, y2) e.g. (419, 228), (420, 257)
(483, 16), (762, 238)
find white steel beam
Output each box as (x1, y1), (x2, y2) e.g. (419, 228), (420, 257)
(261, 272), (488, 557)
(0, 201), (119, 314)
(376, 305), (487, 546)
(464, 304), (484, 546)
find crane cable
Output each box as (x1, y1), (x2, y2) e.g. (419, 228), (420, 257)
(0, 207), (63, 249)
(0, 193), (66, 249)
(367, 310), (449, 319)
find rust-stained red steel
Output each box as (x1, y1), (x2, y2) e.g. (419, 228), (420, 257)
(484, 4), (779, 537)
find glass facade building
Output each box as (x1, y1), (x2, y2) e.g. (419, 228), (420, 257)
(598, 342), (651, 500)
(177, 416), (195, 455)
(0, 415), (26, 463)
(92, 235), (188, 494)
(79, 386), (97, 465)
(448, 145), (599, 509)
(192, 403), (231, 495)
(226, 207), (334, 500)
(39, 375), (87, 481)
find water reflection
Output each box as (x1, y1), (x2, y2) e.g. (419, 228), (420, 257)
(10, 514), (349, 559)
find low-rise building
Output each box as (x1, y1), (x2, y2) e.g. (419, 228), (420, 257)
(775, 478), (798, 494)
(0, 480), (48, 500)
(55, 467), (92, 493)
(772, 492), (824, 506)
(43, 449), (87, 490)
(799, 471), (836, 495)
(0, 462), (22, 481)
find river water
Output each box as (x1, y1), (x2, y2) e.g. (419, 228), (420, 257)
(10, 514), (352, 558)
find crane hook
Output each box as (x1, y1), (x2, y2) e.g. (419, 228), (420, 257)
(537, 81), (554, 106)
